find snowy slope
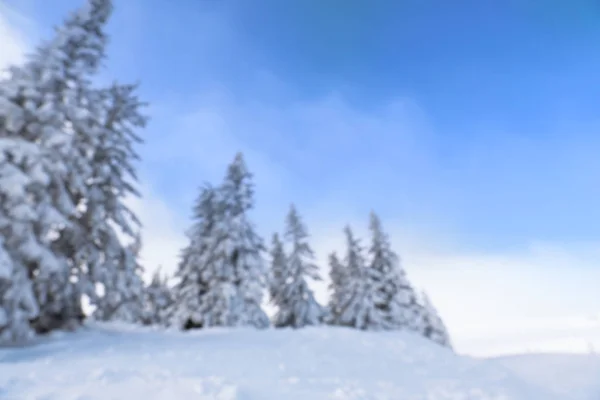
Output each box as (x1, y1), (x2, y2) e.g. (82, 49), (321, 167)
(495, 353), (600, 400)
(0, 324), (561, 400)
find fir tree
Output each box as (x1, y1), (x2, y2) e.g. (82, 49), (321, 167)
(419, 291), (453, 349)
(26, 0), (146, 330)
(268, 233), (286, 307)
(170, 184), (226, 329)
(217, 153), (269, 328)
(0, 0), (148, 335)
(325, 252), (345, 325)
(367, 211), (419, 330)
(80, 83), (146, 324)
(0, 0), (110, 340)
(271, 205), (322, 328)
(171, 156), (270, 329)
(170, 180), (266, 330)
(0, 0), (146, 337)
(337, 226), (383, 330)
(142, 267), (173, 326)
(31, 0), (114, 333)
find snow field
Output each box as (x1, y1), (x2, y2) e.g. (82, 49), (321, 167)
(0, 324), (565, 400)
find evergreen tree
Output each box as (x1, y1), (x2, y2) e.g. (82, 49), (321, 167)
(271, 205), (322, 328)
(367, 211), (419, 330)
(34, 0), (113, 333)
(217, 153), (269, 328)
(171, 164), (270, 330)
(142, 267), (173, 326)
(337, 226), (383, 330)
(0, 0), (111, 340)
(419, 291), (453, 349)
(325, 252), (346, 324)
(80, 83), (146, 324)
(170, 184), (231, 329)
(0, 0), (147, 335)
(268, 233), (286, 307)
(26, 0), (145, 330)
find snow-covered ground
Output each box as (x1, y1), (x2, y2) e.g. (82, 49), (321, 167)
(494, 353), (600, 400)
(0, 323), (575, 400)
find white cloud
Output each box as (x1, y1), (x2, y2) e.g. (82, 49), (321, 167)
(0, 3), (29, 70)
(403, 244), (600, 356)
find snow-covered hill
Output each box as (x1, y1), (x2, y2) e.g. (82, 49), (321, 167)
(0, 323), (565, 400)
(495, 353), (600, 400)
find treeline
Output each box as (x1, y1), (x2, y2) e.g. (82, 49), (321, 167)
(0, 0), (451, 349)
(157, 153), (452, 348)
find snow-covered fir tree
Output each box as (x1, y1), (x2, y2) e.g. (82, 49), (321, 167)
(78, 83), (147, 324)
(0, 0), (112, 340)
(217, 153), (269, 328)
(268, 233), (286, 307)
(142, 267), (173, 326)
(419, 291), (453, 349)
(170, 184), (226, 329)
(336, 226), (383, 330)
(0, 0), (148, 339)
(367, 211), (420, 330)
(270, 205), (323, 328)
(325, 252), (346, 324)
(171, 162), (270, 330)
(30, 0), (118, 334)
(22, 0), (146, 330)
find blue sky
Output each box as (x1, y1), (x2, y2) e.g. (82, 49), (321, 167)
(3, 0), (600, 355)
(117, 0), (599, 248)
(14, 0), (600, 248)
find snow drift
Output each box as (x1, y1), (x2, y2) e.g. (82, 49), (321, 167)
(0, 323), (565, 400)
